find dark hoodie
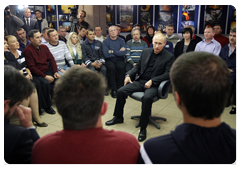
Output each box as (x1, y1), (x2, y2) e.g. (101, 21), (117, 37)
(138, 122), (236, 164)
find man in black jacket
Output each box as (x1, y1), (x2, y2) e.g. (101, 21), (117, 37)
(81, 28), (108, 95)
(105, 33), (175, 142)
(4, 65), (40, 164)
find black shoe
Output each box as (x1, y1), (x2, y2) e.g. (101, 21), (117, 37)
(111, 90), (117, 98)
(229, 107), (236, 114)
(105, 116), (124, 126)
(44, 107), (56, 114)
(138, 129), (147, 142)
(105, 90), (109, 96)
(33, 119), (48, 127)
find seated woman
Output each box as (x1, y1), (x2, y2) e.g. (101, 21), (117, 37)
(67, 32), (86, 67)
(174, 27), (198, 59)
(142, 25), (155, 47)
(4, 36), (47, 127)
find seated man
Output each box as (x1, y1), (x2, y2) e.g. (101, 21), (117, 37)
(16, 27), (31, 52)
(32, 67), (140, 164)
(24, 29), (60, 114)
(105, 33), (175, 142)
(102, 25), (127, 98)
(46, 29), (75, 75)
(94, 26), (106, 42)
(138, 51), (236, 164)
(125, 27), (148, 72)
(58, 26), (67, 44)
(116, 24), (126, 41)
(78, 26), (87, 44)
(81, 28), (108, 95)
(41, 27), (50, 45)
(165, 24), (180, 48)
(213, 24), (229, 47)
(125, 24), (142, 42)
(4, 65), (39, 164)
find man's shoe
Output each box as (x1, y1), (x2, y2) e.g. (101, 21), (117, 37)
(105, 116), (124, 126)
(138, 129), (147, 142)
(111, 90), (117, 98)
(105, 90), (109, 96)
(229, 107), (236, 114)
(44, 107), (56, 114)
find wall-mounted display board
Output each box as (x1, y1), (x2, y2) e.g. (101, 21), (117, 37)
(139, 5), (153, 32)
(46, 5), (57, 29)
(106, 5), (115, 30)
(227, 5), (236, 33)
(118, 5), (134, 32)
(58, 5), (74, 28)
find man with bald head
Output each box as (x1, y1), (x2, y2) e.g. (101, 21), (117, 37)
(105, 33), (175, 142)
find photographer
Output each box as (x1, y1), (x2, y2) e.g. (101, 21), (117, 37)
(4, 6), (24, 36)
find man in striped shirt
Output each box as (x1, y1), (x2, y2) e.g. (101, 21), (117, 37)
(46, 29), (75, 75)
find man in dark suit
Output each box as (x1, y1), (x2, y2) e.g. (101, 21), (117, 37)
(22, 8), (39, 36)
(105, 33), (175, 142)
(4, 65), (40, 164)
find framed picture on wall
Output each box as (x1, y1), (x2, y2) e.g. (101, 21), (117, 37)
(204, 5), (223, 28)
(61, 5), (74, 14)
(59, 15), (68, 21)
(52, 15), (57, 21)
(158, 5), (174, 31)
(139, 5), (152, 31)
(181, 5), (196, 30)
(47, 5), (55, 13)
(35, 6), (44, 13)
(48, 22), (56, 29)
(119, 5), (133, 32)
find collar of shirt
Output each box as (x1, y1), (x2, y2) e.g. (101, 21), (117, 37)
(24, 17), (30, 22)
(228, 43), (236, 57)
(166, 34), (175, 39)
(86, 38), (96, 45)
(203, 38), (215, 44)
(132, 39), (141, 43)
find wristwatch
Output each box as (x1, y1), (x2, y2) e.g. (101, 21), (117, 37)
(125, 74), (130, 77)
(108, 50), (113, 54)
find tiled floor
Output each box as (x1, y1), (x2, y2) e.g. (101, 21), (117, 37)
(10, 90), (236, 144)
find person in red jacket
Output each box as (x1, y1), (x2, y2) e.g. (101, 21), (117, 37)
(213, 24), (229, 47)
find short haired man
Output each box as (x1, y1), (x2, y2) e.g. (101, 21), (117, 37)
(81, 29), (108, 95)
(4, 65), (39, 164)
(24, 29), (60, 114)
(77, 10), (89, 29)
(219, 27), (236, 114)
(138, 51), (236, 164)
(116, 24), (126, 41)
(195, 26), (221, 55)
(165, 24), (180, 48)
(41, 27), (50, 45)
(105, 33), (175, 142)
(22, 8), (39, 35)
(58, 26), (67, 43)
(94, 26), (106, 42)
(125, 27), (148, 72)
(213, 24), (229, 47)
(102, 25), (127, 98)
(187, 25), (202, 44)
(47, 29), (75, 75)
(35, 10), (48, 33)
(4, 6), (24, 36)
(125, 24), (141, 42)
(16, 28), (31, 52)
(78, 26), (87, 44)
(32, 67), (140, 164)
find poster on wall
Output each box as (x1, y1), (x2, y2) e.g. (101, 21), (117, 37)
(230, 6), (236, 29)
(181, 5), (195, 30)
(158, 5), (174, 31)
(47, 5), (55, 13)
(204, 5), (223, 29)
(119, 5), (133, 32)
(106, 5), (115, 31)
(61, 5), (75, 14)
(48, 22), (56, 29)
(59, 15), (68, 21)
(140, 5), (151, 31)
(35, 6), (44, 13)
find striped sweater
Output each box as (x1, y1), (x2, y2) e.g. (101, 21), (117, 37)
(47, 41), (75, 71)
(126, 39), (148, 65)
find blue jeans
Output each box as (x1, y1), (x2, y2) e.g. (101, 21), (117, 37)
(58, 65), (70, 75)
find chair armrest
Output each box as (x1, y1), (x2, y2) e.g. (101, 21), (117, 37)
(158, 80), (171, 99)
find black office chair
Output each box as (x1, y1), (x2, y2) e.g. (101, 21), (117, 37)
(129, 80), (171, 129)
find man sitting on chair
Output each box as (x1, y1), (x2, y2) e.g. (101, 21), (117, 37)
(105, 33), (175, 142)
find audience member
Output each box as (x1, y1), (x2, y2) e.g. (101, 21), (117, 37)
(116, 24), (126, 41)
(142, 25), (155, 47)
(174, 27), (198, 59)
(213, 24), (229, 47)
(102, 25), (126, 98)
(81, 28), (108, 95)
(105, 33), (174, 142)
(125, 27), (148, 72)
(165, 24), (180, 48)
(46, 29), (75, 75)
(78, 26), (87, 44)
(150, 29), (174, 54)
(4, 6), (24, 36)
(24, 29), (60, 114)
(138, 51), (236, 164)
(195, 26), (221, 55)
(77, 10), (89, 29)
(219, 27), (236, 114)
(125, 24), (142, 42)
(187, 25), (202, 44)
(41, 27), (50, 45)
(4, 65), (39, 164)
(32, 67), (140, 164)
(67, 32), (86, 66)
(58, 26), (67, 43)
(22, 8), (39, 35)
(16, 28), (31, 52)
(94, 26), (106, 42)
(35, 10), (48, 33)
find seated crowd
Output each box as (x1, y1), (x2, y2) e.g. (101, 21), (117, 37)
(4, 7), (236, 164)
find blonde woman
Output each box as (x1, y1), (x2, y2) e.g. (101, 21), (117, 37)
(67, 32), (86, 67)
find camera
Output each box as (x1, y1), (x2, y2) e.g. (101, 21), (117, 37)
(68, 5), (78, 19)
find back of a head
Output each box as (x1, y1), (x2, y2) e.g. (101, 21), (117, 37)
(54, 67), (107, 130)
(170, 51), (231, 119)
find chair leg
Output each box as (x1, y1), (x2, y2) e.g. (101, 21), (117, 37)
(131, 116), (141, 128)
(149, 118), (161, 129)
(151, 116), (167, 121)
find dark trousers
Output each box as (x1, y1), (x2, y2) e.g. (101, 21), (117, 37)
(87, 64), (107, 81)
(113, 79), (158, 129)
(105, 60), (125, 90)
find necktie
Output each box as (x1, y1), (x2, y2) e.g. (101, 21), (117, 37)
(26, 18), (30, 32)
